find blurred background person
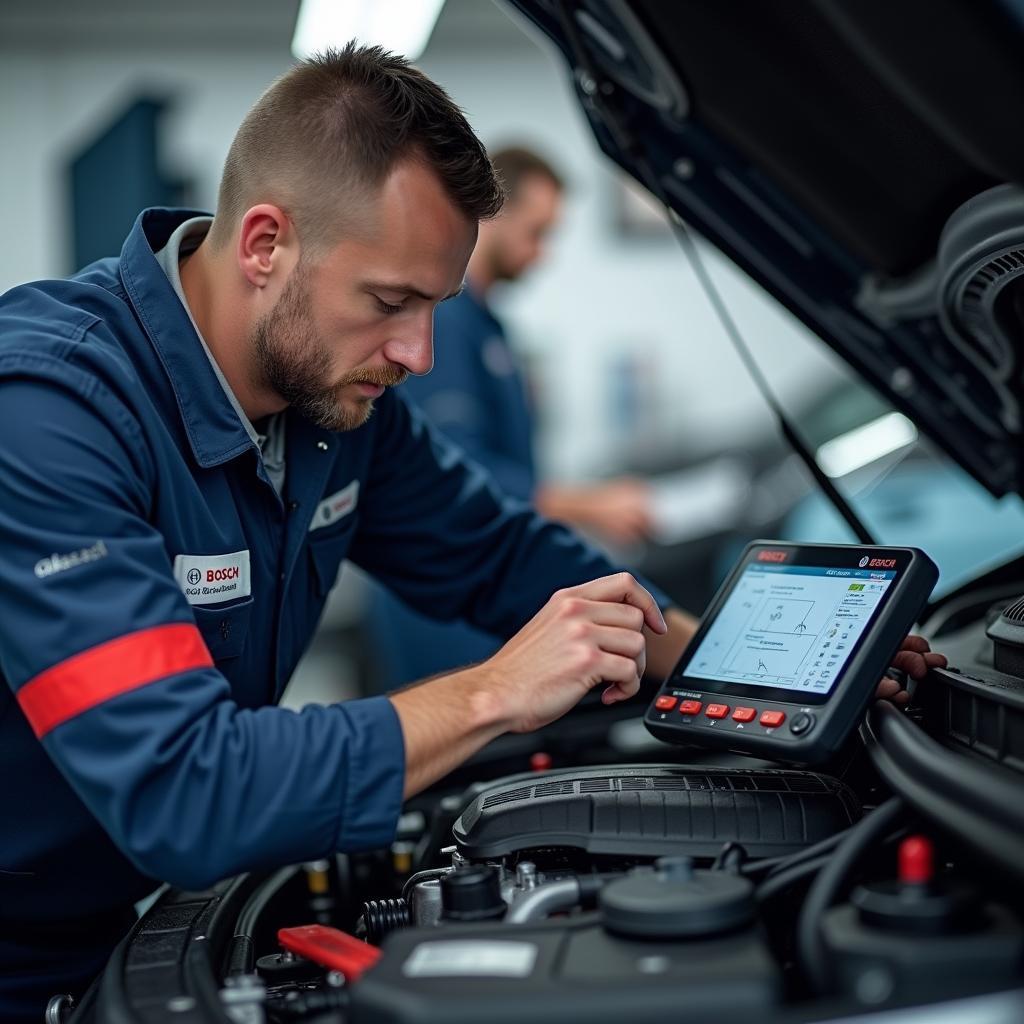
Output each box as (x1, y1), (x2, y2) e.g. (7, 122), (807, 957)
(408, 146), (654, 543)
(367, 145), (656, 688)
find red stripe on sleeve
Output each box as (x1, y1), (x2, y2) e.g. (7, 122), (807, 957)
(16, 623), (214, 739)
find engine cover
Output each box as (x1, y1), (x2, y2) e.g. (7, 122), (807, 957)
(453, 764), (860, 860)
(350, 913), (780, 1024)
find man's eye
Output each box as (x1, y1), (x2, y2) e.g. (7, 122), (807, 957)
(375, 298), (404, 315)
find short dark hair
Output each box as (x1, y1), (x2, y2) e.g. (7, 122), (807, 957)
(210, 43), (505, 252)
(489, 146), (565, 203)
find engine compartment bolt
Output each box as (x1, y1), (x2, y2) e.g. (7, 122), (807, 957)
(516, 861), (539, 890)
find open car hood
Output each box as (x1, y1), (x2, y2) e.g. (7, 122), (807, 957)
(507, 0), (1024, 497)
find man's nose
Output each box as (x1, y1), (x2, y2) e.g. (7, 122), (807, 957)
(383, 314), (434, 376)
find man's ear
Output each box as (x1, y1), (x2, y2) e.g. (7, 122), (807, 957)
(237, 204), (297, 289)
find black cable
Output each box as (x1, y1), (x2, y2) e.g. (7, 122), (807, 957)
(740, 823), (850, 878)
(756, 824), (906, 902)
(865, 701), (1024, 884)
(401, 867), (450, 903)
(226, 867), (298, 976)
(554, 0), (877, 547)
(711, 841), (748, 872)
(755, 853), (833, 903)
(797, 796), (905, 995)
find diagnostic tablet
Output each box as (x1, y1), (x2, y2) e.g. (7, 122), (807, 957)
(645, 541), (938, 764)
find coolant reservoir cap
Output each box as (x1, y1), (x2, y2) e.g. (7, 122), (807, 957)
(440, 865), (507, 922)
(600, 857), (756, 938)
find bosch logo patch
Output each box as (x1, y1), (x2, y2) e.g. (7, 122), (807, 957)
(207, 567), (240, 582)
(869, 558), (897, 569)
(173, 549), (251, 606)
(757, 550), (788, 563)
(859, 556), (870, 567)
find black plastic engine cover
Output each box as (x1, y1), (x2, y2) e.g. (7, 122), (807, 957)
(453, 764), (860, 860)
(349, 912), (780, 1024)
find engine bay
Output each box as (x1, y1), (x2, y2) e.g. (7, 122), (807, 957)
(76, 571), (1024, 1024)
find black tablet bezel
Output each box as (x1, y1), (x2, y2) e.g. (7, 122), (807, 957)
(668, 542), (914, 707)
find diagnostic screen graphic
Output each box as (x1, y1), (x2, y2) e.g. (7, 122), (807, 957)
(685, 564), (896, 695)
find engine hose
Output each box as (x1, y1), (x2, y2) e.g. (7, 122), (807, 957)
(506, 879), (581, 923)
(797, 797), (905, 995)
(755, 853), (833, 903)
(402, 867), (450, 902)
(712, 841), (748, 873)
(742, 825), (850, 878)
(362, 898), (410, 945)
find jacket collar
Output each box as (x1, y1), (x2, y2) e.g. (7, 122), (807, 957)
(118, 207), (255, 468)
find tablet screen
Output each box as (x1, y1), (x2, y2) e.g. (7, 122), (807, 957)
(684, 562), (896, 697)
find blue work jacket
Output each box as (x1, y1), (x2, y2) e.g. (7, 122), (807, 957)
(0, 209), (635, 1017)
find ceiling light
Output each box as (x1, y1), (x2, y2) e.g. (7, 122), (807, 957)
(292, 0), (446, 61)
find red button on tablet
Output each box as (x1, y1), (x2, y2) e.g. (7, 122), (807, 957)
(732, 707), (756, 723)
(760, 710), (786, 728)
(654, 696), (677, 711)
(705, 704), (729, 719)
(678, 700), (702, 716)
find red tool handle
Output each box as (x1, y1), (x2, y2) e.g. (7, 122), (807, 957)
(277, 924), (381, 981)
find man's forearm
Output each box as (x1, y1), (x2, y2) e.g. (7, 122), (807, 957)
(644, 606), (697, 680)
(388, 665), (508, 799)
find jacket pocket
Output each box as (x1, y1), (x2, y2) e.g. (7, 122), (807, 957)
(192, 597), (254, 661)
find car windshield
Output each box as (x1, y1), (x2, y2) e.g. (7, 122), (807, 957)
(648, 230), (1024, 603)
(776, 359), (1024, 599)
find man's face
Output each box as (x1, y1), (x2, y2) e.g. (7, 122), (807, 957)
(488, 173), (561, 282)
(250, 160), (477, 432)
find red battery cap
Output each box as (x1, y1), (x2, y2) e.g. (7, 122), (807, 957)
(278, 924), (381, 980)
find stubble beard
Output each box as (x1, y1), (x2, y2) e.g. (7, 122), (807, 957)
(251, 270), (407, 433)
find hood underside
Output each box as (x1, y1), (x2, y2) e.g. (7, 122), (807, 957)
(508, 0), (1024, 496)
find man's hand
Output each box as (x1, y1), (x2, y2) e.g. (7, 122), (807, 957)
(483, 572), (667, 732)
(389, 573), (666, 796)
(875, 634), (947, 704)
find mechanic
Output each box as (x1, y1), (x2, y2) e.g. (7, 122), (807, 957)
(370, 145), (658, 685)
(0, 45), (941, 1023)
